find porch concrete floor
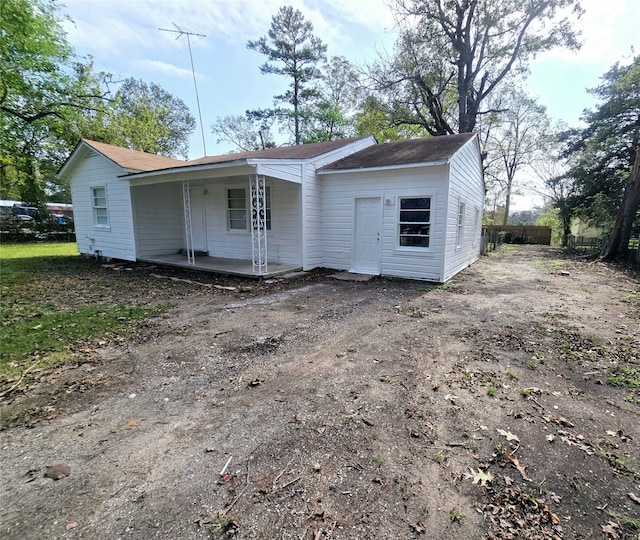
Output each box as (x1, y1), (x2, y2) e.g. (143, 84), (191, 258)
(139, 254), (302, 279)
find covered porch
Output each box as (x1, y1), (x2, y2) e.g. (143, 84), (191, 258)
(139, 253), (302, 279)
(129, 165), (303, 277)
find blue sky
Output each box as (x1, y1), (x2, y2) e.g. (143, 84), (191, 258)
(61, 0), (639, 156)
(61, 0), (639, 205)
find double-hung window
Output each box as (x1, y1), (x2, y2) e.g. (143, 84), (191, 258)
(457, 202), (466, 247)
(399, 197), (430, 248)
(91, 186), (109, 227)
(226, 187), (271, 231)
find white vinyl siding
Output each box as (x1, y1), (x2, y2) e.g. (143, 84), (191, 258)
(91, 186), (109, 227)
(443, 137), (484, 281)
(320, 166), (449, 281)
(68, 150), (136, 261)
(131, 183), (184, 258)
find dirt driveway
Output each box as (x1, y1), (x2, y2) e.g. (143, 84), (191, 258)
(1, 245), (639, 539)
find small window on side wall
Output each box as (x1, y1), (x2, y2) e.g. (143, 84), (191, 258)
(399, 197), (430, 248)
(457, 202), (465, 247)
(91, 186), (109, 227)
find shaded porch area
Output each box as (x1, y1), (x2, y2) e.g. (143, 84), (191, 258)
(139, 253), (302, 279)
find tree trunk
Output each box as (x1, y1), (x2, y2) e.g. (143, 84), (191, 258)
(600, 148), (640, 261)
(502, 187), (511, 226)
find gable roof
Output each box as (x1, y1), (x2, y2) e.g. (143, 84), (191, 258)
(319, 133), (477, 172)
(186, 137), (372, 167)
(82, 140), (187, 172)
(62, 137), (374, 179)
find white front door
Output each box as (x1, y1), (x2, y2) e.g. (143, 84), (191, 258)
(189, 186), (207, 251)
(351, 197), (382, 274)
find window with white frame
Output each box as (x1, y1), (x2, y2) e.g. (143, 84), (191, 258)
(91, 186), (109, 227)
(473, 207), (480, 246)
(227, 187), (271, 231)
(399, 197), (430, 247)
(457, 201), (465, 247)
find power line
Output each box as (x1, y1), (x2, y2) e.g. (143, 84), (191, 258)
(159, 23), (207, 156)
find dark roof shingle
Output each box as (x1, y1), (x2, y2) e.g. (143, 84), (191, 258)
(320, 133), (476, 171)
(186, 137), (370, 166)
(82, 139), (186, 172)
(83, 137), (372, 174)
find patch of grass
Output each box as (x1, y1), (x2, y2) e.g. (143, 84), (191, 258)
(507, 368), (517, 380)
(607, 367), (640, 389)
(372, 453), (384, 467)
(1, 304), (165, 379)
(0, 242), (168, 385)
(487, 386), (497, 397)
(449, 508), (466, 523)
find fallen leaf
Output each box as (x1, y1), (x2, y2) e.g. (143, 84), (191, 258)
(467, 467), (493, 486)
(601, 520), (622, 539)
(629, 492), (640, 505)
(294, 412), (302, 422)
(124, 418), (141, 429)
(66, 522), (78, 530)
(496, 428), (520, 442)
(549, 491), (562, 503)
(504, 450), (532, 482)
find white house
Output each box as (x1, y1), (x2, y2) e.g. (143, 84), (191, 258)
(57, 132), (484, 282)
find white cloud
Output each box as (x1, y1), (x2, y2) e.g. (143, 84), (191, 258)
(132, 59), (204, 80)
(538, 0), (639, 65)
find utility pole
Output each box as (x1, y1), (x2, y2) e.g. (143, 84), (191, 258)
(159, 23), (207, 156)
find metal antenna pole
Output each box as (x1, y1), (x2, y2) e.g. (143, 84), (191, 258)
(159, 24), (207, 156)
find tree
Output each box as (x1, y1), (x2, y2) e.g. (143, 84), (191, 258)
(383, 0), (583, 134)
(300, 56), (361, 142)
(366, 30), (457, 136)
(211, 115), (275, 152)
(545, 173), (579, 247)
(600, 149), (640, 261)
(481, 86), (552, 225)
(354, 95), (427, 142)
(0, 0), (109, 204)
(107, 79), (195, 159)
(562, 56), (640, 260)
(247, 5), (327, 145)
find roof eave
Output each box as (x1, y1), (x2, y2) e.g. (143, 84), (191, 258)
(120, 158), (255, 180)
(318, 159), (450, 175)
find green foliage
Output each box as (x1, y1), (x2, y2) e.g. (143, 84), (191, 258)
(354, 95), (427, 142)
(562, 56), (640, 224)
(536, 206), (563, 244)
(247, 5), (327, 145)
(86, 78), (196, 159)
(0, 1), (196, 203)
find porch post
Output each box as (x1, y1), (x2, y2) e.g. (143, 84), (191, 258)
(182, 180), (195, 266)
(250, 174), (268, 275)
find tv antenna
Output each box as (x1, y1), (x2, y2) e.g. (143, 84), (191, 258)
(159, 23), (207, 155)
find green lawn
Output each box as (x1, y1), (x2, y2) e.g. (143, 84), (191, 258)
(0, 242), (166, 386)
